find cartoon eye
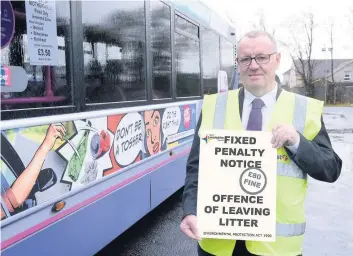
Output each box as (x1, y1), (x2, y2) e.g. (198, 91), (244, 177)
(154, 116), (159, 126)
(147, 129), (151, 137)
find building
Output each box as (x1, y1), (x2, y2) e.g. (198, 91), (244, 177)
(283, 59), (353, 104)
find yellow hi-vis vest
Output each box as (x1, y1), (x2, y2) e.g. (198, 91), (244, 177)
(198, 88), (324, 256)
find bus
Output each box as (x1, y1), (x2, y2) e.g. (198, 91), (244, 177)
(0, 0), (237, 255)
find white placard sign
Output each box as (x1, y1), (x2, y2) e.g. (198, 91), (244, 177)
(25, 0), (59, 66)
(197, 129), (277, 242)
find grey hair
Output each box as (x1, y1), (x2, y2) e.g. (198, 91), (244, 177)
(237, 30), (278, 52)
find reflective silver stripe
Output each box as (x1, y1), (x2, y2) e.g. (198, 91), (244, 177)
(213, 93), (228, 129)
(277, 222), (306, 237)
(277, 162), (307, 180)
(293, 94), (308, 134)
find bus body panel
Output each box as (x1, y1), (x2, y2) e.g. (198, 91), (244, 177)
(1, 141), (192, 255)
(150, 151), (188, 210)
(1, 142), (190, 241)
(2, 171), (151, 256)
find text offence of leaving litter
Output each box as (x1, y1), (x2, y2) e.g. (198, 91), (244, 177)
(203, 194), (271, 228)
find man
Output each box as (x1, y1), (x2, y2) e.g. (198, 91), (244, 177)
(180, 31), (342, 256)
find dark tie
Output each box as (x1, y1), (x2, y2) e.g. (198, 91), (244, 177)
(246, 98), (265, 131)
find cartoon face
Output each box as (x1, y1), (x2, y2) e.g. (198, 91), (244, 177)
(144, 110), (161, 155)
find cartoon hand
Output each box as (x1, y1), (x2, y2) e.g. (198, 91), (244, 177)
(41, 123), (67, 152)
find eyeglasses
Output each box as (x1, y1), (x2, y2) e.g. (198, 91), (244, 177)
(236, 52), (277, 67)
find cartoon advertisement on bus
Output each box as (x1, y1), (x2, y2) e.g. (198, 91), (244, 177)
(0, 104), (196, 220)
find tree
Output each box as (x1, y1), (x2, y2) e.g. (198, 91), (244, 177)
(251, 8), (276, 36)
(283, 12), (318, 97)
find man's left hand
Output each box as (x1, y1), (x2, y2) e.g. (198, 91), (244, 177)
(271, 124), (299, 149)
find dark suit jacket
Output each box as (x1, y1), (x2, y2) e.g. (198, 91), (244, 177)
(182, 87), (342, 218)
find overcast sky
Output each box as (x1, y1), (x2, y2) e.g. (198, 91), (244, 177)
(202, 0), (353, 60)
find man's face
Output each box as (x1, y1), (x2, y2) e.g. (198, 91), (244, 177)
(237, 35), (281, 91)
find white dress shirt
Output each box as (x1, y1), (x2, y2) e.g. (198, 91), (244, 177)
(241, 85), (300, 154)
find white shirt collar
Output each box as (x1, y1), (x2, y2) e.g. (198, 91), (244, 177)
(243, 84), (278, 108)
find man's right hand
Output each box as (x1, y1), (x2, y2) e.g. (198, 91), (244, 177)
(180, 214), (201, 241)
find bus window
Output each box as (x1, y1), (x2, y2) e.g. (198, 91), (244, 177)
(175, 15), (199, 38)
(201, 28), (220, 95)
(174, 15), (201, 98)
(0, 1), (72, 110)
(220, 37), (235, 89)
(82, 1), (146, 104)
(150, 0), (172, 100)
